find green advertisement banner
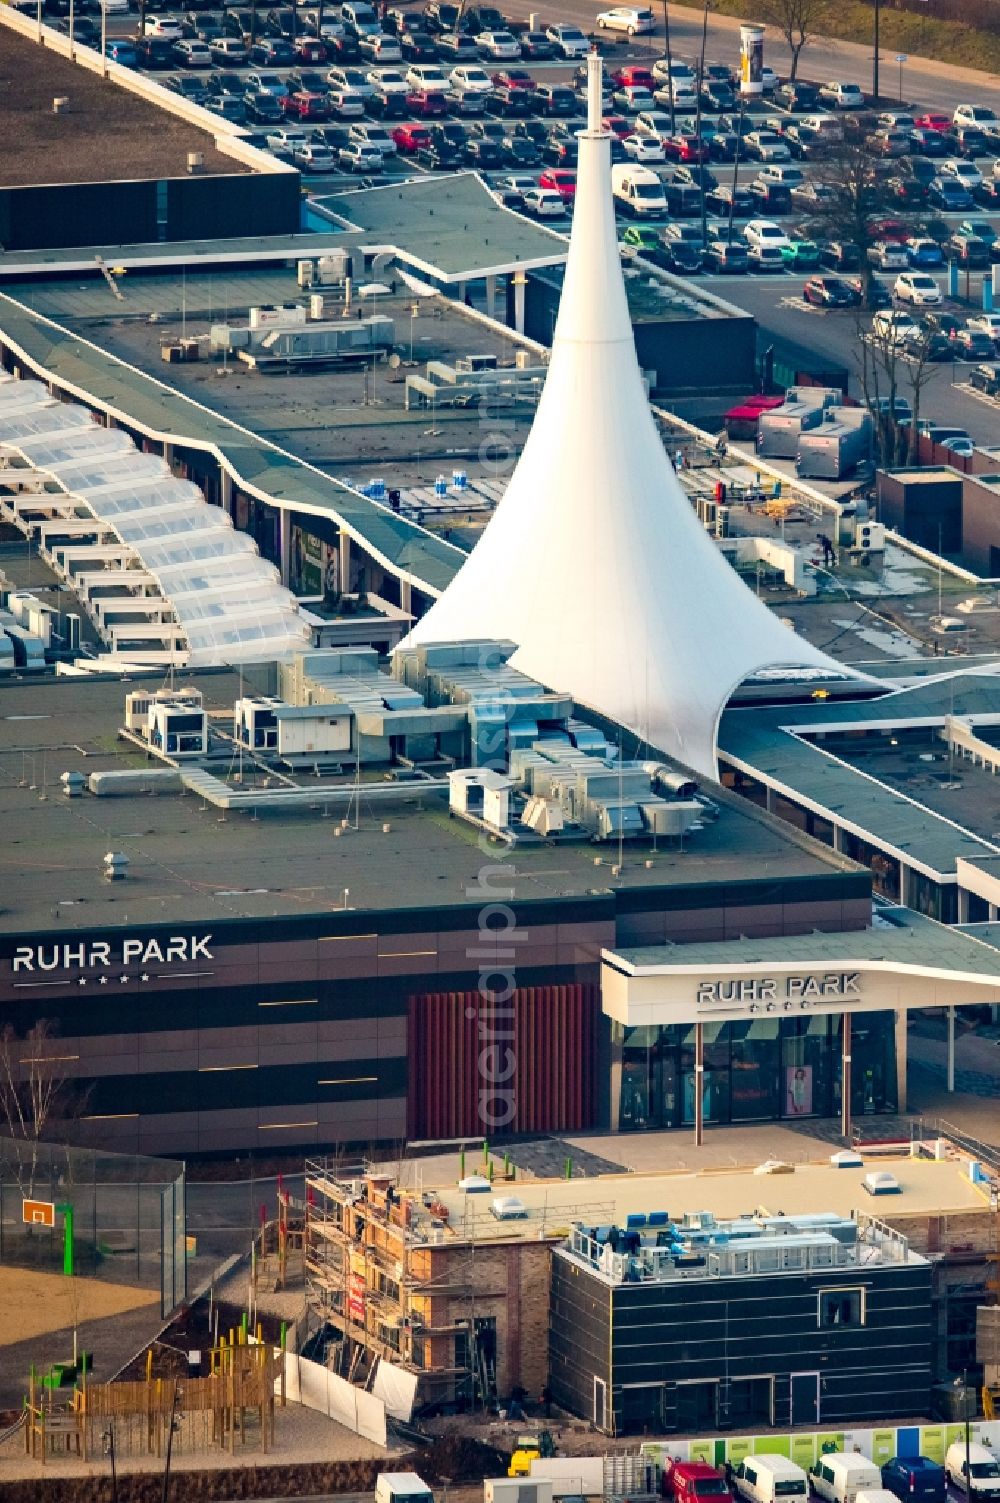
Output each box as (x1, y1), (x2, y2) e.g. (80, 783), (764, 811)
(818, 1433), (845, 1457)
(791, 1434), (818, 1471)
(919, 1428), (946, 1464)
(727, 1438), (754, 1467)
(689, 1441), (715, 1465)
(872, 1431), (896, 1466)
(754, 1436), (791, 1458)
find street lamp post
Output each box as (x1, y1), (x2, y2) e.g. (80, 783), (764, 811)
(872, 0), (880, 103)
(895, 53), (907, 103)
(660, 0), (676, 134)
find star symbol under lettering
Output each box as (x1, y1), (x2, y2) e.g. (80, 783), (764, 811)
(140, 973), (150, 983)
(99, 976), (108, 986)
(77, 978), (87, 987)
(119, 974), (129, 984)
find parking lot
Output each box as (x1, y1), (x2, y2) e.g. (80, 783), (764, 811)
(19, 0), (1000, 443)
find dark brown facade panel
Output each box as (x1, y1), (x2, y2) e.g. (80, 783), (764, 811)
(407, 985), (596, 1140)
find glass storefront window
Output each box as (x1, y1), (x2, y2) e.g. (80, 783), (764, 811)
(614, 1013), (897, 1131)
(730, 1020), (779, 1120)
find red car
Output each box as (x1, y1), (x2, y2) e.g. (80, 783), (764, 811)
(406, 88), (447, 116)
(663, 133), (708, 163)
(611, 64), (654, 90)
(284, 90), (331, 120)
(867, 216), (908, 242)
(491, 67), (535, 90)
(296, 37), (327, 63)
(391, 122), (432, 151)
(915, 111), (951, 132)
(539, 167), (576, 202)
(603, 113), (630, 139)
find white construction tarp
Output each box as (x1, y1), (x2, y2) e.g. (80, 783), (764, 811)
(371, 1357), (419, 1421)
(280, 1351), (387, 1447)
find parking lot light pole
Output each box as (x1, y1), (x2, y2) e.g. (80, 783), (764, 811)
(872, 0), (880, 104)
(660, 0), (675, 134)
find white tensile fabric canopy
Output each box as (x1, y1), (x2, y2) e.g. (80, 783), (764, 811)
(403, 57), (847, 779)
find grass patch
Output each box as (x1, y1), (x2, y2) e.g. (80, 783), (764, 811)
(670, 0), (1000, 78)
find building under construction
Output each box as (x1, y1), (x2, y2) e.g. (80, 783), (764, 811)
(303, 1161), (558, 1411)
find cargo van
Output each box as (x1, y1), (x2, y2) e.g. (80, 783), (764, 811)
(611, 165), (667, 216)
(800, 113), (844, 143)
(880, 1458), (946, 1503)
(811, 1455), (882, 1503)
(945, 1443), (1000, 1500)
(733, 1455), (808, 1503)
(376, 1476), (434, 1503)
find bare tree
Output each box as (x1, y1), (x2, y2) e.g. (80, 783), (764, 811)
(764, 0), (825, 80)
(856, 313), (942, 469)
(0, 1020), (79, 1197)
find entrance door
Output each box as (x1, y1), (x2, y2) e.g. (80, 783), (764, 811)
(791, 1371), (820, 1426)
(594, 1377), (608, 1431)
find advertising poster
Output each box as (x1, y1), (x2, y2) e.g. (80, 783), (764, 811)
(690, 1441), (715, 1465)
(818, 1433), (845, 1457)
(946, 1425), (966, 1451)
(786, 1066), (813, 1116)
(872, 1432), (896, 1465)
(791, 1435), (817, 1471)
(754, 1437), (791, 1459)
(919, 1428), (946, 1464)
(727, 1437), (754, 1467)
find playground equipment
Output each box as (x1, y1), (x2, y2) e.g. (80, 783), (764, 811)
(25, 1330), (285, 1464)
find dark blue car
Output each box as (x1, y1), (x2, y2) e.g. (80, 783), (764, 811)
(881, 1457), (946, 1503)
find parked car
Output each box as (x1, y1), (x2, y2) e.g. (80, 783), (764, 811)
(105, 38), (139, 64)
(945, 1442), (1000, 1499)
(928, 177), (973, 211)
(970, 363), (1000, 394)
(819, 81), (864, 109)
(284, 89), (330, 121)
(545, 22), (589, 57)
(521, 186), (565, 217)
(906, 238), (944, 269)
(868, 240), (909, 271)
(391, 121), (432, 152)
(478, 29), (520, 59)
(435, 31), (479, 60)
(774, 81), (818, 112)
(339, 140), (384, 171)
(894, 272), (942, 307)
(967, 313), (1000, 347)
(597, 5), (654, 32)
(243, 88), (284, 122)
(519, 32), (555, 59)
(954, 328), (997, 361)
(948, 233), (990, 268)
(803, 275), (859, 307)
(745, 130), (790, 162)
(702, 238), (748, 273)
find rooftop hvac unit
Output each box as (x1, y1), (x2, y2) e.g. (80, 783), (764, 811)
(514, 349), (534, 370)
(521, 794), (564, 836)
(455, 353), (498, 373)
(317, 251), (351, 285)
(855, 520), (885, 552)
(249, 304), (308, 331)
(310, 293), (340, 321)
(298, 260), (315, 289)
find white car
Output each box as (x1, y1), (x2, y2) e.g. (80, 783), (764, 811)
(293, 142), (337, 171)
(477, 29), (521, 59)
(652, 57), (695, 84)
(872, 309), (917, 345)
(635, 109), (672, 139)
(878, 111), (915, 131)
(404, 63), (451, 93)
(339, 141), (385, 172)
(449, 64), (491, 92)
(95, 0), (129, 13)
(940, 157), (983, 191)
(894, 272), (942, 307)
(266, 128), (309, 154)
(597, 5), (654, 35)
(361, 33), (403, 63)
(173, 39), (212, 66)
(210, 36), (248, 63)
(760, 65), (777, 92)
(668, 84), (697, 111)
(142, 15), (183, 36)
(522, 186), (566, 217)
(744, 218), (790, 251)
(328, 88), (366, 117)
(954, 103), (1000, 136)
(367, 67), (409, 94)
(966, 313), (1000, 344)
(819, 80), (864, 109)
(349, 122), (397, 154)
(545, 23), (590, 58)
(623, 133), (664, 162)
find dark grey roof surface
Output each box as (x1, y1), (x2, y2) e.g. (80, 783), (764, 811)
(314, 172), (569, 280)
(0, 294), (465, 594)
(719, 669), (1000, 878)
(614, 906), (1000, 979)
(0, 674), (857, 934)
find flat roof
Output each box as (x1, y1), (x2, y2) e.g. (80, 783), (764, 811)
(610, 904), (1000, 980)
(719, 670), (1000, 879)
(0, 28), (246, 187)
(0, 671), (859, 935)
(409, 1156), (989, 1244)
(313, 173), (569, 281)
(0, 292), (465, 596)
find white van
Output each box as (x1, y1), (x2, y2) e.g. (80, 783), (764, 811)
(800, 113), (845, 143)
(734, 1455), (809, 1503)
(611, 165), (667, 217)
(945, 1442), (1000, 1499)
(811, 1455), (882, 1503)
